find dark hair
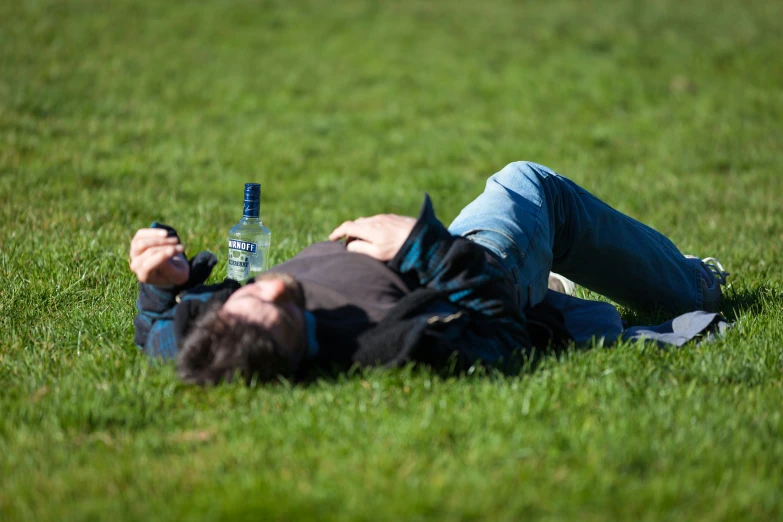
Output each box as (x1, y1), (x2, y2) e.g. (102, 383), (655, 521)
(177, 304), (299, 385)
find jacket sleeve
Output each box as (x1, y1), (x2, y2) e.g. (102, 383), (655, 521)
(132, 223), (218, 359)
(133, 284), (180, 359)
(386, 195), (531, 365)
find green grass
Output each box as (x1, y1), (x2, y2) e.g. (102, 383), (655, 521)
(2, 0), (782, 520)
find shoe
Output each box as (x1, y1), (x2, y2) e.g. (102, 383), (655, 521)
(685, 256), (730, 312)
(548, 272), (577, 296)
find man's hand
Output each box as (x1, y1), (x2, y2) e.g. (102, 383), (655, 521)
(328, 214), (416, 262)
(129, 228), (190, 286)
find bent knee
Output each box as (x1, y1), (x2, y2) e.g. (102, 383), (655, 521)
(510, 161), (557, 177)
(489, 161), (561, 189)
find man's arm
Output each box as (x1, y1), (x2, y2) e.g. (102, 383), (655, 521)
(129, 225), (191, 357)
(129, 224), (218, 358)
(388, 195), (531, 365)
(329, 195), (531, 366)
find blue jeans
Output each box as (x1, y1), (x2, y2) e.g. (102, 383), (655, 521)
(448, 161), (703, 314)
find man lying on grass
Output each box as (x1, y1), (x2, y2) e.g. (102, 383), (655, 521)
(130, 161), (730, 384)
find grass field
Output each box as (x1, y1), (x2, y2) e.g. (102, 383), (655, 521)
(2, 0), (782, 520)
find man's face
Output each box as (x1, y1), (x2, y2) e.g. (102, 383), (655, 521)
(220, 273), (307, 360)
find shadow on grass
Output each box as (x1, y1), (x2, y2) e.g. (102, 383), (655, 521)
(260, 284), (780, 388)
(720, 283), (780, 322)
(296, 341), (570, 387)
(616, 282), (776, 327)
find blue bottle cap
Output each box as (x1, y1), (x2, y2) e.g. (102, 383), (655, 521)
(243, 183), (261, 218)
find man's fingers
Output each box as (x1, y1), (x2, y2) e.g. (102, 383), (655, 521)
(130, 235), (179, 259)
(132, 228), (169, 242)
(130, 228), (176, 258)
(137, 248), (180, 281)
(130, 245), (183, 280)
(329, 221), (355, 241)
(344, 239), (379, 259)
(329, 219), (374, 241)
(130, 245), (174, 275)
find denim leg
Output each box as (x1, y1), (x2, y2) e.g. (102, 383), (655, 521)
(448, 161), (703, 313)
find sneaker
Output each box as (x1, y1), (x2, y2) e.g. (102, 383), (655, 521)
(685, 256), (730, 312)
(548, 272), (577, 296)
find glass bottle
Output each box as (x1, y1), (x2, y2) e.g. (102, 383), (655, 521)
(227, 183), (271, 281)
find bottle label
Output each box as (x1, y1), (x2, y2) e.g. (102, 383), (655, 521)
(227, 240), (257, 280)
(228, 240), (257, 254)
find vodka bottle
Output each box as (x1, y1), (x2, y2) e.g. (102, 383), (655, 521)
(227, 183), (271, 281)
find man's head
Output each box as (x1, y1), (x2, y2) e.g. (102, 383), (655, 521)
(177, 273), (307, 385)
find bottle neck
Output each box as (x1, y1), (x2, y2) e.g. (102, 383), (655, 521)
(243, 199), (260, 219)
